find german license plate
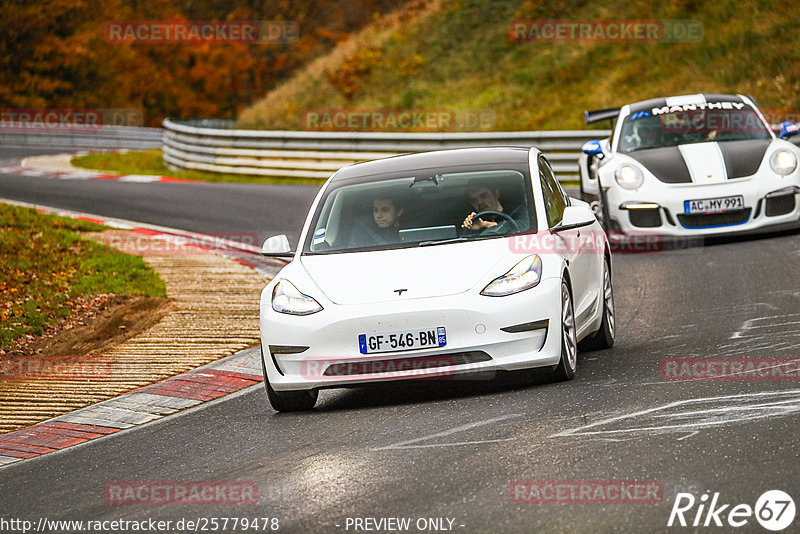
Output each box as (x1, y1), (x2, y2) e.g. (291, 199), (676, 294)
(684, 195), (744, 214)
(358, 327), (446, 354)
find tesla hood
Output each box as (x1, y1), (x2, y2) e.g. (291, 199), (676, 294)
(300, 239), (511, 305)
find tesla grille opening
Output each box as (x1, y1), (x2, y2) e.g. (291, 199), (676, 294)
(323, 351), (492, 376)
(676, 208), (751, 228)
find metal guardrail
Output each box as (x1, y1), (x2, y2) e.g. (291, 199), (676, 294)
(0, 126), (162, 150)
(162, 119), (611, 182)
(6, 121), (798, 182)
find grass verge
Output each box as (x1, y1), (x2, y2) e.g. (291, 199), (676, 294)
(0, 203), (166, 351)
(70, 149), (324, 185)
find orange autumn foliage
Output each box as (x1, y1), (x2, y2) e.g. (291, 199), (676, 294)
(0, 0), (401, 125)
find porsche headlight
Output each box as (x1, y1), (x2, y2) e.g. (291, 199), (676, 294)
(272, 280), (322, 315)
(615, 164), (644, 190)
(770, 150), (798, 175)
(481, 255), (542, 297)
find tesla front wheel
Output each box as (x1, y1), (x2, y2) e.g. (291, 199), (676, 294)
(579, 256), (615, 350)
(551, 279), (577, 382)
(265, 380), (318, 412)
(261, 346), (318, 412)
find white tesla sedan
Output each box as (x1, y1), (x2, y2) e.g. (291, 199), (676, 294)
(259, 147), (614, 411)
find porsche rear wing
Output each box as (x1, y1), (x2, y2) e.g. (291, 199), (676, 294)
(584, 107), (620, 125)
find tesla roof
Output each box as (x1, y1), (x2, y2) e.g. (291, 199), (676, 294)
(331, 146), (533, 182)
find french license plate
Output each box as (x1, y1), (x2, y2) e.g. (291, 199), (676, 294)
(684, 195), (744, 214)
(359, 327), (446, 354)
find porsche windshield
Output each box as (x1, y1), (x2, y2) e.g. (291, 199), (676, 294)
(618, 105), (772, 153)
(303, 167), (536, 254)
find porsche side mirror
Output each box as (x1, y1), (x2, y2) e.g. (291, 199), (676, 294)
(582, 139), (605, 157)
(261, 235), (293, 257)
(779, 121), (799, 139)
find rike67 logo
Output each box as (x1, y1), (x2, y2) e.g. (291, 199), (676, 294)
(668, 490), (795, 531)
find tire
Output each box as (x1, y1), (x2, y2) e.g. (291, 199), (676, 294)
(551, 279), (577, 382)
(579, 256), (615, 351)
(579, 158), (588, 201)
(598, 186), (611, 233)
(260, 347), (318, 412)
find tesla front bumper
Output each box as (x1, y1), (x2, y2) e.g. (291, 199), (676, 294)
(260, 278), (563, 391)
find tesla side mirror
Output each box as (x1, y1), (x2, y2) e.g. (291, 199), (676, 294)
(261, 234), (292, 257)
(779, 121), (799, 139)
(550, 205), (596, 234)
(582, 139), (605, 157)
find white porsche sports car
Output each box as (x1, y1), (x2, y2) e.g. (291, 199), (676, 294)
(579, 93), (800, 237)
(259, 147), (614, 411)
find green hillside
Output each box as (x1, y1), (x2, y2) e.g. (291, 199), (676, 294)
(237, 0), (800, 132)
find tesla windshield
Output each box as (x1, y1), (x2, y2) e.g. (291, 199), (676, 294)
(303, 168), (536, 254)
(618, 105), (772, 153)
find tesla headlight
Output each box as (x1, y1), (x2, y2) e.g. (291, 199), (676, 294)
(271, 280), (322, 315)
(770, 150), (798, 175)
(481, 255), (542, 297)
(614, 164), (644, 190)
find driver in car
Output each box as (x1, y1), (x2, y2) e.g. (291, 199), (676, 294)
(461, 184), (523, 232)
(634, 121), (664, 149)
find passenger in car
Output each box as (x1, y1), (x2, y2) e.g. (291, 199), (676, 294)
(371, 196), (404, 243)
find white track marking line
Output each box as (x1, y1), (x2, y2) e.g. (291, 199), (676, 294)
(549, 389), (800, 438)
(372, 414), (521, 451)
(652, 398), (800, 418)
(730, 313), (800, 339)
(378, 438), (517, 450)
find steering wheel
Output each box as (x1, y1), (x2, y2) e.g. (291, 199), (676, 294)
(472, 210), (519, 233)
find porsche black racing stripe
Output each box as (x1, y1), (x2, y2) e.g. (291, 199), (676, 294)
(703, 94), (744, 104)
(718, 139), (771, 179)
(626, 146), (693, 183)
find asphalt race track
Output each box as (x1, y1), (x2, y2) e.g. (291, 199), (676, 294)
(1, 147), (799, 532)
(0, 147), (318, 248)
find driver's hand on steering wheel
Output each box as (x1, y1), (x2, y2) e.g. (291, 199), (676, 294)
(462, 212), (497, 231)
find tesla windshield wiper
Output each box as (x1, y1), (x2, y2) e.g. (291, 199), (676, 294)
(418, 237), (469, 247)
(419, 234), (504, 246)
